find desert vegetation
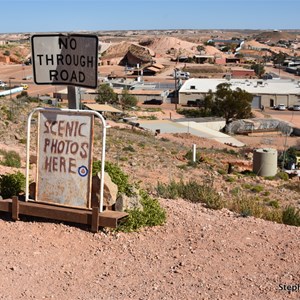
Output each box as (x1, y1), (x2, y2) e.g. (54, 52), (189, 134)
(1, 95), (300, 231)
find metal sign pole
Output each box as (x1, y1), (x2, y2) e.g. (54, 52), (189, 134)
(67, 86), (80, 109)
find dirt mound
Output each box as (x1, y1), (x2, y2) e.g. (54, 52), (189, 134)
(141, 36), (199, 56)
(101, 41), (133, 59)
(0, 44), (30, 64)
(254, 30), (297, 43)
(121, 44), (154, 66)
(244, 40), (271, 49)
(102, 41), (154, 66)
(204, 45), (224, 56)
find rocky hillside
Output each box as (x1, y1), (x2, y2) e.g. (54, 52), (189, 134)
(0, 96), (300, 299)
(0, 43), (30, 64)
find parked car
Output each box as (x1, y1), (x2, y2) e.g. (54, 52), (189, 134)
(187, 99), (203, 107)
(21, 83), (28, 90)
(291, 104), (300, 111)
(173, 71), (190, 79)
(274, 104), (286, 111)
(143, 99), (162, 105)
(187, 100), (198, 107)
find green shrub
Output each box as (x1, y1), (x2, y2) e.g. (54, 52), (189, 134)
(156, 180), (179, 199)
(230, 187), (241, 196)
(217, 169), (226, 175)
(225, 176), (236, 183)
(19, 138), (27, 144)
(250, 185), (264, 193)
(28, 97), (40, 103)
(176, 108), (211, 118)
(264, 175), (276, 180)
(275, 171), (289, 181)
(184, 150), (205, 164)
(241, 170), (257, 177)
(199, 185), (224, 210)
(242, 183), (264, 193)
(229, 194), (264, 218)
(264, 209), (283, 223)
(116, 190), (166, 232)
(0, 171), (25, 199)
(122, 145), (135, 152)
(242, 183), (252, 189)
(221, 148), (239, 156)
(284, 182), (300, 193)
(119, 157), (128, 162)
(156, 179), (224, 210)
(139, 115), (158, 120)
(177, 164), (188, 170)
(0, 150), (21, 168)
(282, 206), (300, 226)
(143, 107), (161, 112)
(268, 200), (280, 209)
(92, 160), (133, 196)
(138, 142), (146, 148)
(161, 138), (170, 142)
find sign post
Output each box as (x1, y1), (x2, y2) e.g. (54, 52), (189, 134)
(31, 34), (98, 89)
(29, 34), (107, 210)
(67, 86), (80, 109)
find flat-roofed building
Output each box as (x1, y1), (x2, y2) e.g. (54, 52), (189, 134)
(114, 88), (168, 103)
(179, 78), (300, 108)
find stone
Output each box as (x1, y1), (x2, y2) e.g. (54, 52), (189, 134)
(115, 187), (143, 212)
(14, 133), (21, 140)
(91, 172), (118, 208)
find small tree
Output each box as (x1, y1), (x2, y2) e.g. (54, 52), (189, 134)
(212, 83), (253, 124)
(272, 51), (288, 66)
(120, 89), (138, 110)
(96, 84), (118, 104)
(16, 91), (28, 99)
(197, 45), (205, 53)
(201, 90), (214, 115)
(251, 63), (265, 78)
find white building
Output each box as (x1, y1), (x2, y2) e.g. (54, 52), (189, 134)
(179, 78), (300, 108)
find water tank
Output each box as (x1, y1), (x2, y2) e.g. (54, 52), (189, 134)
(253, 148), (278, 177)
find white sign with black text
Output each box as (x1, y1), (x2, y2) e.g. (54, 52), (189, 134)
(31, 34), (98, 88)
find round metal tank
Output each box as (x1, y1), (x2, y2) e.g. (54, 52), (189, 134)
(253, 148), (278, 177)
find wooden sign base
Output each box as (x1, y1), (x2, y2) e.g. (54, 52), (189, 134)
(0, 196), (128, 233)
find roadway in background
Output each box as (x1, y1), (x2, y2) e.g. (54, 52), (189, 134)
(0, 64), (63, 97)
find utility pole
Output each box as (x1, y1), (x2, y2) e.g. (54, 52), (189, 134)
(174, 68), (178, 110)
(9, 79), (12, 100)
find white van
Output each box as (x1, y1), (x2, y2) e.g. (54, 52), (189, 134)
(0, 80), (7, 87)
(173, 71), (190, 79)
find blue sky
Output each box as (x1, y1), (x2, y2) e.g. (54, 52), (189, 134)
(0, 0), (299, 33)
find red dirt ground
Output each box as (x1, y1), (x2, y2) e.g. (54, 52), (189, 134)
(0, 198), (299, 300)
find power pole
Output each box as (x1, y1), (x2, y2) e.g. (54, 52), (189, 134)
(174, 68), (178, 110)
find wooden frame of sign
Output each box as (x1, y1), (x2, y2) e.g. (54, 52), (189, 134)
(0, 197), (128, 233)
